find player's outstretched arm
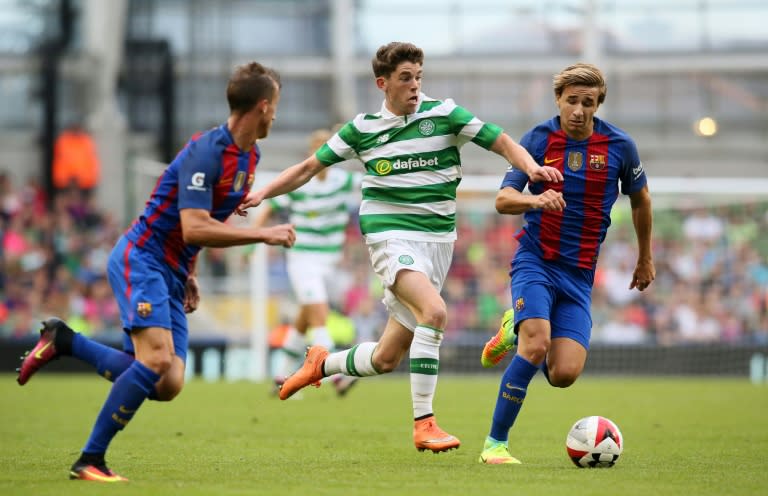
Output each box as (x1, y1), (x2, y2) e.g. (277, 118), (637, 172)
(255, 224), (296, 247)
(239, 155), (325, 212)
(496, 187), (565, 215)
(180, 208), (296, 248)
(628, 185), (655, 291)
(490, 133), (563, 183)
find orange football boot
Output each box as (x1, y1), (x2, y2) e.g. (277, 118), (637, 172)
(278, 346), (329, 400)
(413, 416), (460, 453)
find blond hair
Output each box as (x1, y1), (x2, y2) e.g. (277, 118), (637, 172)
(553, 63), (607, 104)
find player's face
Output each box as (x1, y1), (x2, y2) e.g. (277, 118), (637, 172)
(378, 62), (422, 116)
(257, 84), (281, 139)
(556, 85), (601, 141)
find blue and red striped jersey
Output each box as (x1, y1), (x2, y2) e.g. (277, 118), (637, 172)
(501, 116), (647, 270)
(124, 124), (259, 278)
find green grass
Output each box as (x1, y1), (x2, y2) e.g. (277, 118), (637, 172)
(2, 374), (767, 495)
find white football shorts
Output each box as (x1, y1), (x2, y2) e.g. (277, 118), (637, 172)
(367, 238), (454, 332)
(286, 251), (341, 305)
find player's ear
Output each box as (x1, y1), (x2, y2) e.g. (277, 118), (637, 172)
(253, 99), (268, 116)
(375, 76), (386, 90)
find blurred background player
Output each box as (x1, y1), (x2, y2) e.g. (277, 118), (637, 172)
(251, 128), (361, 397)
(478, 63), (654, 465)
(16, 62), (295, 481)
(239, 41), (562, 454)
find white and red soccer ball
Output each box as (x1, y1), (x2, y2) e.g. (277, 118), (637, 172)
(566, 416), (623, 468)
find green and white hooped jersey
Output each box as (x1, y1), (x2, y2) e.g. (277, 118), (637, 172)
(269, 168), (359, 253)
(315, 93), (502, 244)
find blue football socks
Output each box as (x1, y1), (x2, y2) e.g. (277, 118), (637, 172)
(82, 360), (160, 455)
(72, 333), (135, 381)
(489, 354), (539, 442)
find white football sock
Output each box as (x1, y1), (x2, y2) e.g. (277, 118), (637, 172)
(323, 342), (379, 377)
(410, 325), (443, 419)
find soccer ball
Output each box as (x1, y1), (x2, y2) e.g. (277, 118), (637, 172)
(566, 416), (623, 468)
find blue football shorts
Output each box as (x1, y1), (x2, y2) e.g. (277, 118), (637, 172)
(107, 236), (189, 361)
(509, 243), (595, 350)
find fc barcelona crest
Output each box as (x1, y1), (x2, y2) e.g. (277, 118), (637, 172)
(137, 302), (152, 318)
(514, 297), (525, 312)
(589, 154), (606, 170)
(233, 171), (246, 192)
(567, 152), (583, 171)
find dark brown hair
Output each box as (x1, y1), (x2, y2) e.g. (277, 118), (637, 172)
(371, 42), (424, 78)
(553, 63), (607, 104)
(226, 62), (281, 113)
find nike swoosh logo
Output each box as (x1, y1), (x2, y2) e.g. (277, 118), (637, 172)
(505, 383), (526, 392)
(34, 341), (53, 360)
(118, 405), (137, 414)
(422, 435), (457, 443)
(543, 157), (562, 164)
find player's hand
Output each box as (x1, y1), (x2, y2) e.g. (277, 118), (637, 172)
(528, 165), (563, 183)
(533, 190), (566, 211)
(183, 275), (201, 313)
(629, 258), (655, 291)
(236, 189), (265, 216)
(262, 223), (296, 248)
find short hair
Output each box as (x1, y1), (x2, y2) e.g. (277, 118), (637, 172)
(226, 62), (281, 114)
(371, 42), (424, 78)
(553, 63), (607, 104)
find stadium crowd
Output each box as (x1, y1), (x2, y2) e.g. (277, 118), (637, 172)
(0, 173), (122, 339)
(2, 170), (767, 347)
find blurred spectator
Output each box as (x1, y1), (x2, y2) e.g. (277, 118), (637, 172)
(682, 206), (724, 242)
(52, 122), (100, 195)
(0, 173), (115, 339)
(594, 307), (649, 345)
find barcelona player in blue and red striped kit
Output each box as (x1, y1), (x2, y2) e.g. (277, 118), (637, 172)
(17, 62), (295, 481)
(478, 63), (655, 464)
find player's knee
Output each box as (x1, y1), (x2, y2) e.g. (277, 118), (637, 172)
(548, 365), (581, 388)
(419, 302), (447, 329)
(153, 380), (184, 401)
(521, 337), (550, 364)
(142, 352), (174, 376)
(151, 359), (185, 400)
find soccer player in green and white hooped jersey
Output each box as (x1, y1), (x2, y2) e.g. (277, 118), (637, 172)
(251, 128), (362, 397)
(239, 41), (563, 453)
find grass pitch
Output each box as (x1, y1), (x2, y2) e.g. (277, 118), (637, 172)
(1, 373), (766, 496)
